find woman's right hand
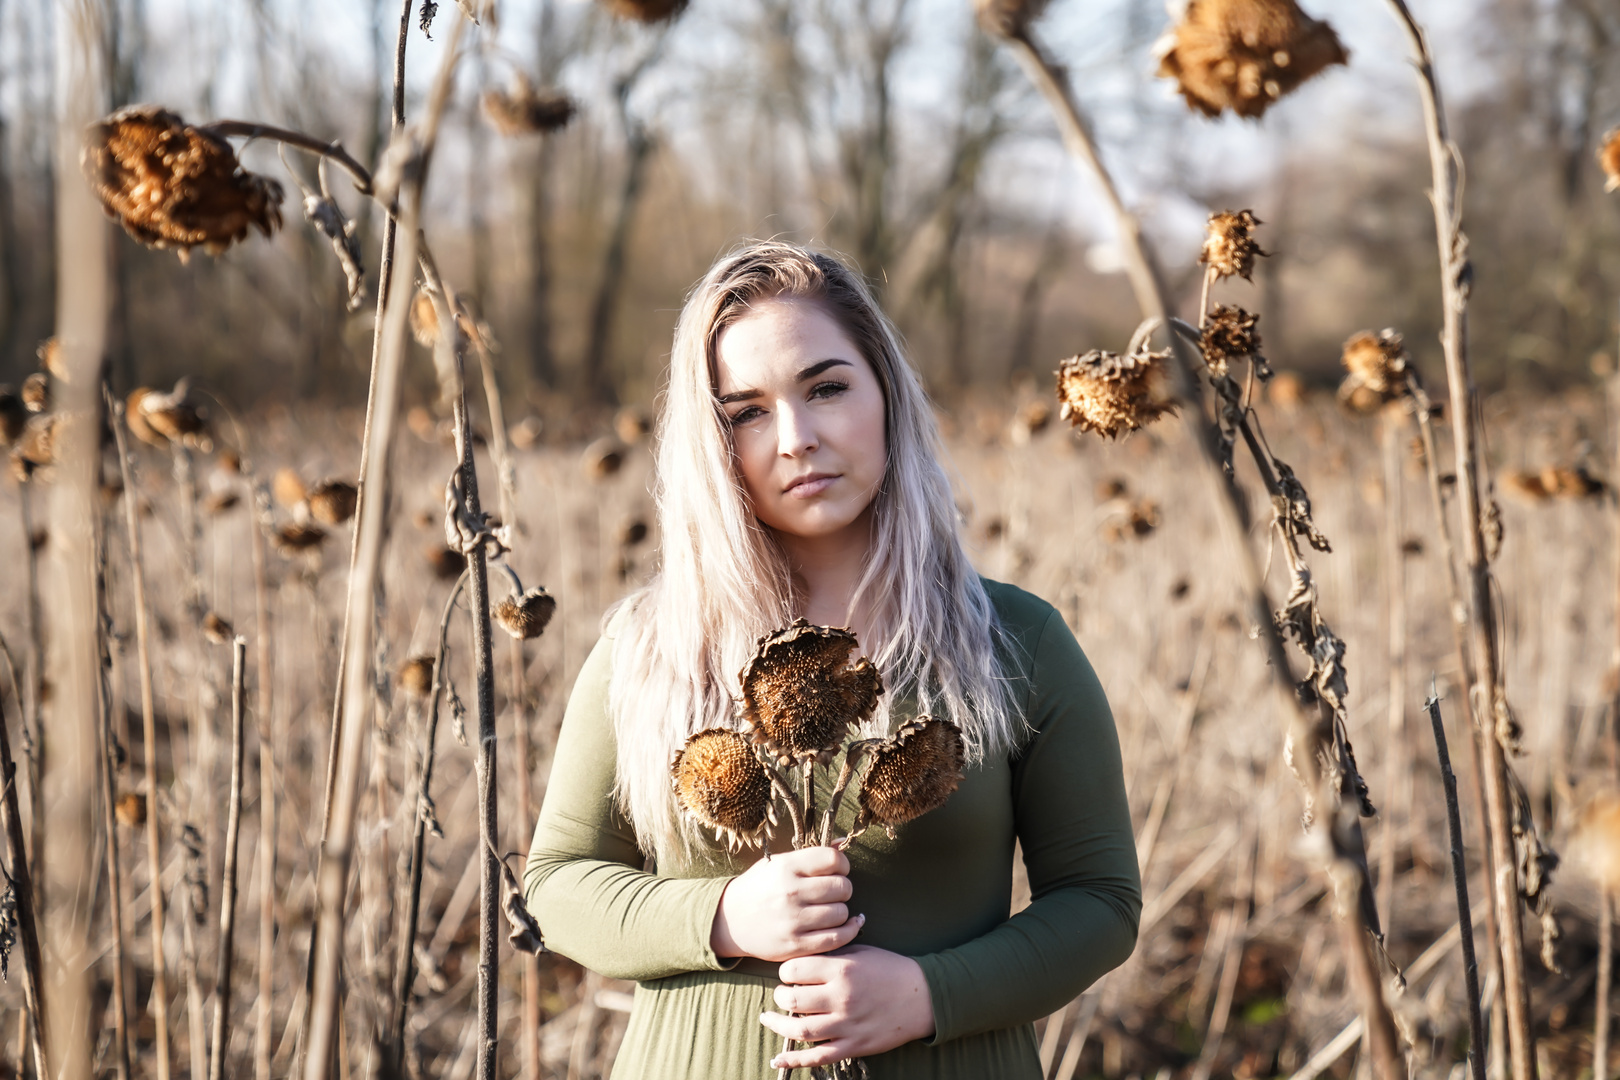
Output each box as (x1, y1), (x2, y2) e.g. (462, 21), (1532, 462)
(711, 845), (863, 963)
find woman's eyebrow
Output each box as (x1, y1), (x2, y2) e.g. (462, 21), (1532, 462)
(797, 358), (851, 381)
(717, 388), (760, 404)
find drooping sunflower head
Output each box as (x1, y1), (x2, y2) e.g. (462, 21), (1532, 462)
(1055, 349), (1177, 440)
(856, 716), (966, 839)
(672, 728), (772, 851)
(739, 620), (884, 764)
(494, 587), (557, 641)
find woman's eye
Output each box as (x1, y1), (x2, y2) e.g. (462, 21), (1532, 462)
(810, 380), (848, 400)
(728, 405), (765, 426)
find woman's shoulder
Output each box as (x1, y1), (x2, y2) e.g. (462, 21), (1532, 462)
(977, 575), (1070, 684)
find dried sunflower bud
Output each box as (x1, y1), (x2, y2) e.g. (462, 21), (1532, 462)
(1200, 305), (1263, 377)
(1055, 349), (1177, 440)
(134, 378), (212, 450)
(306, 479), (359, 525)
(82, 105), (285, 262)
(599, 0), (687, 23)
(482, 75), (577, 136)
(1601, 128), (1620, 194)
(1200, 209), (1267, 281)
(974, 0), (1049, 39)
(202, 612), (234, 645)
(672, 728), (772, 850)
(273, 522), (327, 555)
(399, 655), (436, 699)
(494, 587), (557, 641)
(856, 717), (965, 838)
(740, 620), (883, 765)
(1155, 0), (1347, 120)
(20, 373), (48, 414)
(1337, 329), (1410, 413)
(0, 389), (27, 447)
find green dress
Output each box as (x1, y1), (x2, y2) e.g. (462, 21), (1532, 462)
(524, 579), (1141, 1079)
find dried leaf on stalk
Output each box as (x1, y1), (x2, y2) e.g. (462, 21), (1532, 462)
(303, 194), (366, 312)
(487, 841), (547, 955)
(856, 717), (965, 838)
(672, 728), (772, 850)
(82, 105), (284, 261)
(1156, 0), (1347, 120)
(1055, 349), (1177, 440)
(739, 620), (883, 765)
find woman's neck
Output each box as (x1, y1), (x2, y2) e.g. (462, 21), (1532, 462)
(775, 511), (876, 641)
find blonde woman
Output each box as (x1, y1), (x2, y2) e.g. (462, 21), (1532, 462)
(525, 241), (1140, 1078)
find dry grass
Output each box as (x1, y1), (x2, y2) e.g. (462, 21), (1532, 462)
(0, 385), (1616, 1077)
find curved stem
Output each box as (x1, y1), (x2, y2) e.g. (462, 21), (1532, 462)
(200, 120), (374, 194)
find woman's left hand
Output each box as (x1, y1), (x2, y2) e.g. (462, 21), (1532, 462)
(760, 944), (935, 1070)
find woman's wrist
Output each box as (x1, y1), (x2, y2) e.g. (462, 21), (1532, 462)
(710, 879), (741, 958)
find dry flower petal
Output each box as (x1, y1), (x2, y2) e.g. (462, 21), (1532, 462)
(740, 620), (883, 765)
(1055, 349), (1177, 440)
(1156, 0), (1347, 120)
(672, 728), (772, 849)
(82, 105), (284, 261)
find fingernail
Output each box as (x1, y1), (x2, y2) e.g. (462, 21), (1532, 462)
(858, 913), (867, 924)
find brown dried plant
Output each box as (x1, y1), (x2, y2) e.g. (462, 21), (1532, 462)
(854, 717), (966, 839)
(399, 655), (436, 700)
(306, 479), (359, 525)
(493, 587), (557, 641)
(482, 74), (578, 136)
(272, 521), (327, 555)
(599, 0), (688, 23)
(1200, 305), (1264, 377)
(0, 389), (25, 448)
(1156, 0), (1347, 120)
(1055, 349), (1177, 439)
(1338, 329), (1411, 413)
(1200, 209), (1267, 281)
(740, 620), (883, 765)
(20, 373), (48, 414)
(127, 379), (212, 450)
(272, 467), (307, 508)
(672, 728), (772, 850)
(973, 0), (1050, 39)
(202, 612), (235, 645)
(1601, 128), (1620, 193)
(82, 105), (285, 261)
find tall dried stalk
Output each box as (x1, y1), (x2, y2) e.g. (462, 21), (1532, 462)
(0, 634), (50, 1080)
(93, 560), (132, 1080)
(108, 390), (173, 1080)
(249, 475), (276, 1080)
(1598, 886), (1612, 1080)
(1426, 692), (1487, 1080)
(1381, 5), (1538, 1076)
(209, 637), (247, 1080)
(1378, 409), (1408, 931)
(386, 569), (467, 1076)
(991, 24), (1405, 1077)
(304, 17), (467, 1078)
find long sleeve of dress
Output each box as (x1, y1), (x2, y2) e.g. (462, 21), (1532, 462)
(913, 605), (1142, 1045)
(523, 628), (737, 982)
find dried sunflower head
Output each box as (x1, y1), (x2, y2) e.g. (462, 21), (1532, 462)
(399, 655), (436, 699)
(272, 467), (307, 509)
(1200, 209), (1267, 281)
(272, 521), (327, 555)
(202, 612), (234, 645)
(14, 414), (60, 472)
(1200, 305), (1263, 377)
(20, 373), (48, 414)
(115, 792), (147, 827)
(83, 105), (285, 261)
(740, 620), (883, 765)
(583, 439), (625, 481)
(1156, 0), (1347, 120)
(974, 0), (1050, 39)
(36, 338), (65, 380)
(1601, 129), (1620, 194)
(672, 728), (772, 850)
(599, 0), (687, 23)
(306, 479), (358, 525)
(856, 716), (965, 838)
(482, 75), (577, 136)
(1055, 350), (1177, 440)
(494, 587), (557, 641)
(425, 544), (466, 581)
(133, 378), (212, 450)
(1540, 465), (1605, 500)
(1337, 329), (1410, 413)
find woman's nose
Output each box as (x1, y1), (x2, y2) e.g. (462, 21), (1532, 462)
(776, 400), (818, 457)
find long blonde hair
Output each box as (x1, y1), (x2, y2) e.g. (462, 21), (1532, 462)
(608, 240), (1020, 857)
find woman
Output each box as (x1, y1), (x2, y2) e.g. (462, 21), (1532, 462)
(524, 241), (1140, 1078)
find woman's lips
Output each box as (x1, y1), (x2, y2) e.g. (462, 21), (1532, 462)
(785, 473), (837, 498)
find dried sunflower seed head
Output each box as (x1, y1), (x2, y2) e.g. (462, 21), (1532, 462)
(494, 587), (557, 641)
(1055, 349), (1177, 440)
(134, 378), (212, 450)
(1601, 129), (1620, 194)
(83, 105), (285, 262)
(399, 655), (436, 699)
(740, 620), (883, 765)
(974, 0), (1050, 39)
(1540, 465), (1605, 500)
(1337, 329), (1410, 413)
(273, 521), (327, 555)
(202, 612), (234, 645)
(672, 728), (772, 850)
(1200, 209), (1267, 281)
(20, 373), (48, 414)
(36, 338), (65, 380)
(856, 716), (965, 838)
(482, 74), (577, 136)
(1156, 0), (1347, 120)
(306, 479), (358, 525)
(1199, 304), (1264, 378)
(424, 544), (466, 581)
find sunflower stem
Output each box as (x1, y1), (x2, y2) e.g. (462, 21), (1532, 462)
(760, 760), (805, 849)
(800, 760), (815, 849)
(819, 742), (876, 847)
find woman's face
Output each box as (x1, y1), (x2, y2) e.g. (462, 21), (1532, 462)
(714, 296), (887, 546)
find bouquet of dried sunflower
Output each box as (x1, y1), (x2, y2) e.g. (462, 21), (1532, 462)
(670, 619), (967, 1079)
